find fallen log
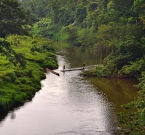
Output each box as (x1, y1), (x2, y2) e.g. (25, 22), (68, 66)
(45, 68), (60, 76)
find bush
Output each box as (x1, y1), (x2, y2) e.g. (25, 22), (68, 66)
(77, 29), (97, 46)
(0, 35), (58, 114)
(2, 72), (16, 82)
(120, 58), (145, 77)
(82, 64), (112, 77)
(42, 59), (58, 69)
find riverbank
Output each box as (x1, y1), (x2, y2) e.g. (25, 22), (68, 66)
(82, 65), (136, 79)
(0, 55), (125, 135)
(0, 35), (58, 118)
(82, 64), (145, 134)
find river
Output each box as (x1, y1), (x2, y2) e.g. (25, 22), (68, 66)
(0, 47), (138, 135)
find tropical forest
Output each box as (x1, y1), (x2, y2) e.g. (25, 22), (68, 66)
(0, 0), (145, 135)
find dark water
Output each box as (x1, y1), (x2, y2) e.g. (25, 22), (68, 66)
(85, 77), (138, 112)
(63, 46), (109, 67)
(0, 47), (138, 135)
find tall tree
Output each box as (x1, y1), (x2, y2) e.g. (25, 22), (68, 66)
(0, 0), (28, 37)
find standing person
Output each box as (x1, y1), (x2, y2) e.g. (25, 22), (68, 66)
(83, 64), (86, 70)
(63, 65), (65, 71)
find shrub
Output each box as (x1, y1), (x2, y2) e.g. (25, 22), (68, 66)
(120, 58), (145, 77)
(2, 72), (16, 82)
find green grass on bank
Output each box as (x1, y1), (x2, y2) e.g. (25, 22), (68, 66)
(0, 35), (58, 113)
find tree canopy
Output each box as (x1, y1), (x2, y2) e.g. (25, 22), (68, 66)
(0, 0), (28, 37)
(0, 0), (145, 134)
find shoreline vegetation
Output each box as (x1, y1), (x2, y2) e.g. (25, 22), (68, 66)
(0, 0), (145, 134)
(0, 35), (58, 119)
(0, 0), (58, 121)
(82, 64), (138, 78)
(82, 64), (145, 134)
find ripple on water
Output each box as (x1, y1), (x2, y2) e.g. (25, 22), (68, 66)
(0, 55), (119, 135)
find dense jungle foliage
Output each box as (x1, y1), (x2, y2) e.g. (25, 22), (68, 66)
(20, 0), (145, 134)
(0, 0), (58, 116)
(0, 0), (145, 134)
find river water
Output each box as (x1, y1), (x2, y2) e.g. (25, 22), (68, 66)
(0, 47), (138, 135)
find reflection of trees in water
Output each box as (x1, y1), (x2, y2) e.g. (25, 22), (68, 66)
(65, 45), (111, 67)
(0, 112), (7, 123)
(0, 111), (16, 125)
(85, 77), (138, 111)
(0, 93), (35, 123)
(10, 111), (16, 120)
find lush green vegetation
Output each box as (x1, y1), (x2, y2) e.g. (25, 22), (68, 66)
(1, 0), (145, 134)
(0, 0), (30, 37)
(20, 0), (145, 134)
(0, 0), (58, 116)
(0, 35), (58, 114)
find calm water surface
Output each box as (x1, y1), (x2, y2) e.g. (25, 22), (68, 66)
(0, 47), (138, 135)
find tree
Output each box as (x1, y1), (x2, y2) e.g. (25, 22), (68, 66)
(0, 0), (28, 37)
(112, 0), (134, 17)
(0, 38), (26, 67)
(133, 0), (145, 26)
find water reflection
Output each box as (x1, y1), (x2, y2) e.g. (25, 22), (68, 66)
(10, 111), (16, 120)
(0, 55), (118, 135)
(0, 49), (138, 135)
(64, 46), (138, 112)
(85, 77), (138, 111)
(64, 46), (108, 68)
